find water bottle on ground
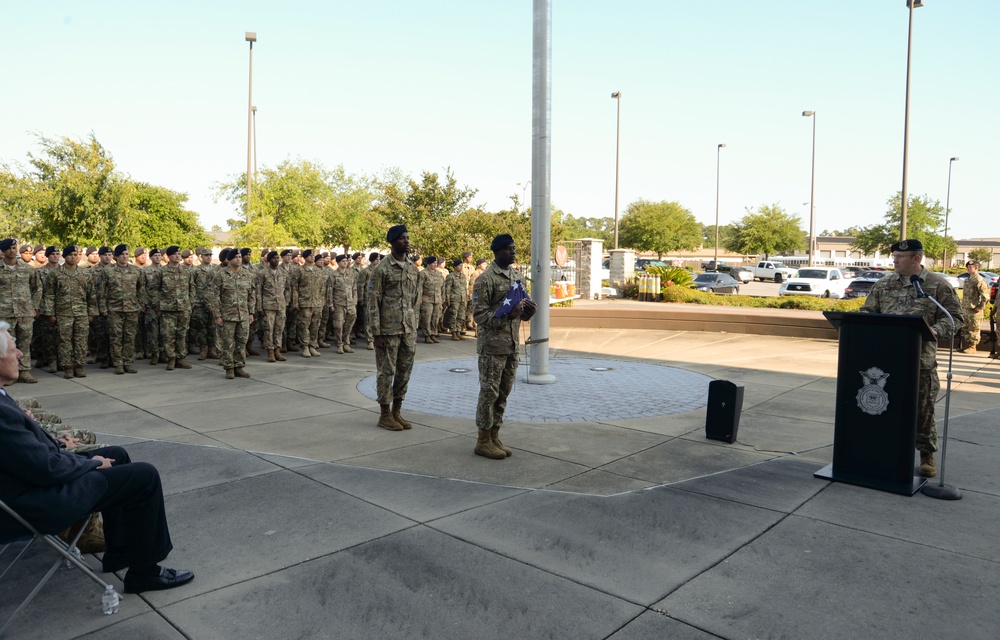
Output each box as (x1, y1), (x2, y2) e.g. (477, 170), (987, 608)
(102, 585), (120, 615)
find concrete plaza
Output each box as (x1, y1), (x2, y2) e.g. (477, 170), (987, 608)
(2, 317), (998, 639)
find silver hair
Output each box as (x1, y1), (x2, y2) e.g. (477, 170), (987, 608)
(0, 320), (10, 355)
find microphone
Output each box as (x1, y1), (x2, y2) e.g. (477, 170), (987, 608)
(910, 274), (927, 298)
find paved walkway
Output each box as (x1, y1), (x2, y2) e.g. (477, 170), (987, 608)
(2, 323), (998, 639)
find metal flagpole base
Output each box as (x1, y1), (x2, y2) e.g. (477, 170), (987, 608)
(527, 372), (557, 385)
(920, 483), (962, 500)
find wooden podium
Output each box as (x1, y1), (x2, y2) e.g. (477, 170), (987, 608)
(815, 312), (934, 495)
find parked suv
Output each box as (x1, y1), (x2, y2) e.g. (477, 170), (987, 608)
(778, 267), (849, 298)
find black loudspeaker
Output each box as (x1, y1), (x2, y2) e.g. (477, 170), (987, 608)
(705, 380), (744, 444)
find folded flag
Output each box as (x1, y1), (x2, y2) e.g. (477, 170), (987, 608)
(494, 280), (532, 318)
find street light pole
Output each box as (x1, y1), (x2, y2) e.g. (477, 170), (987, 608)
(803, 110), (816, 266)
(942, 156), (959, 267)
(899, 1), (924, 240)
(252, 106), (258, 178)
(245, 31), (256, 224)
(714, 144), (726, 270)
(515, 181), (531, 211)
(611, 91), (621, 249)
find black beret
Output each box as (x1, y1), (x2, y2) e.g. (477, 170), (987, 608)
(476, 258), (489, 266)
(165, 245), (181, 256)
(0, 239), (16, 251)
(966, 259), (980, 267)
(45, 246), (59, 257)
(279, 249), (292, 257)
(352, 252), (363, 260)
(462, 251), (473, 258)
(240, 248), (251, 256)
(425, 256), (437, 266)
(386, 224), (407, 243)
(490, 234), (514, 252)
(890, 239), (923, 253)
(134, 247), (147, 257)
(301, 249), (314, 259)
(148, 247), (161, 256)
(267, 251), (278, 260)
(114, 244), (129, 257)
(369, 252), (380, 262)
(453, 258), (463, 267)
(98, 246), (112, 256)
(336, 254), (348, 263)
(62, 245), (79, 258)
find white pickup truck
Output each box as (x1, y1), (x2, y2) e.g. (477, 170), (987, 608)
(752, 260), (797, 283)
(778, 267), (849, 298)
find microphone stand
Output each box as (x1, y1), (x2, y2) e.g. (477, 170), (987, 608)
(916, 290), (962, 500)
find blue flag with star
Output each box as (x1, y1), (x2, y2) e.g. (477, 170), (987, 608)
(494, 280), (531, 318)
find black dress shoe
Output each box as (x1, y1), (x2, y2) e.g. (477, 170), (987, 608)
(123, 566), (195, 593)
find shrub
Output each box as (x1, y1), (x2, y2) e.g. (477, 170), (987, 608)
(646, 265), (694, 288)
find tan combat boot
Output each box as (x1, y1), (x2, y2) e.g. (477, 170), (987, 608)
(166, 358), (176, 371)
(267, 349), (276, 362)
(343, 344), (355, 353)
(378, 404), (404, 431)
(17, 372), (37, 384)
(367, 340), (374, 350)
(451, 331), (461, 341)
(207, 346), (220, 359)
(919, 452), (937, 478)
(424, 335), (433, 344)
(301, 347), (311, 358)
(198, 346), (208, 360)
(115, 365), (125, 375)
(149, 352), (159, 365)
(226, 368), (235, 380)
(490, 427), (513, 457)
(175, 358), (192, 369)
(391, 399), (412, 429)
(275, 348), (287, 362)
(234, 367), (251, 378)
(74, 366), (86, 378)
(475, 429), (507, 460)
(430, 334), (440, 344)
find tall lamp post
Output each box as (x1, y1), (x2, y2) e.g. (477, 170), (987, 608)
(245, 31), (256, 223)
(941, 156), (959, 267)
(713, 144), (726, 270)
(515, 181), (531, 211)
(252, 106), (258, 178)
(899, 1), (924, 240)
(611, 91), (621, 249)
(802, 110), (817, 266)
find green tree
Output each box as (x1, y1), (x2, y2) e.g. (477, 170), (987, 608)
(968, 247), (992, 267)
(702, 223), (736, 249)
(851, 193), (948, 260)
(560, 214), (614, 244)
(129, 183), (211, 248)
(725, 204), (805, 259)
(618, 199), (702, 259)
(320, 166), (384, 252)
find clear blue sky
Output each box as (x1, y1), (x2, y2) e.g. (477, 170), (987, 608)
(4, 1), (997, 241)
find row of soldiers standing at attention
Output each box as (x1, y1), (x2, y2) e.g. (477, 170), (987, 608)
(1, 238), (489, 383)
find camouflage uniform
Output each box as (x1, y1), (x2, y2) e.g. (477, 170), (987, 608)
(367, 254), (420, 404)
(444, 268), (468, 334)
(860, 267), (962, 453)
(282, 262), (301, 349)
(257, 265), (290, 351)
(210, 267), (257, 370)
(99, 263), (146, 369)
(32, 264), (61, 370)
(462, 261), (477, 329)
(190, 261), (218, 355)
(149, 264), (195, 361)
(472, 261), (527, 433)
(355, 265), (370, 339)
(417, 268), (445, 338)
(143, 264), (163, 358)
(88, 263), (111, 366)
(960, 270), (990, 350)
(330, 266), (358, 350)
(0, 261), (42, 374)
(41, 266), (97, 371)
(292, 265), (331, 352)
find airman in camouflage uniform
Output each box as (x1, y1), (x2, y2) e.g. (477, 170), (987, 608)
(471, 234), (537, 460)
(88, 247), (114, 369)
(149, 246), (195, 370)
(860, 239), (962, 478)
(257, 251), (291, 362)
(143, 248), (164, 364)
(460, 252), (477, 331)
(281, 249), (301, 352)
(357, 253), (380, 350)
(190, 248), (219, 360)
(292, 250), (331, 358)
(210, 248), (256, 379)
(959, 260), (990, 354)
(32, 247), (62, 372)
(100, 244), (146, 374)
(367, 225), (421, 431)
(351, 253), (366, 341)
(444, 258), (468, 341)
(417, 257), (445, 344)
(330, 255), (358, 354)
(0, 238), (42, 384)
(41, 246), (97, 378)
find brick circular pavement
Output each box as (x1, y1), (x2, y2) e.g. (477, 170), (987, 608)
(357, 357), (712, 422)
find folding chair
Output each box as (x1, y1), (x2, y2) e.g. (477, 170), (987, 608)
(0, 498), (120, 636)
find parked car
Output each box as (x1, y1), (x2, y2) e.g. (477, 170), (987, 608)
(691, 272), (740, 295)
(956, 271), (999, 289)
(701, 260), (729, 271)
(844, 279), (877, 299)
(715, 264), (753, 284)
(635, 259), (668, 271)
(752, 260), (797, 283)
(778, 267), (849, 298)
(930, 272), (961, 289)
(856, 271), (889, 281)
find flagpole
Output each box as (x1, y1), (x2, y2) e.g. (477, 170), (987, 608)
(528, 0), (556, 384)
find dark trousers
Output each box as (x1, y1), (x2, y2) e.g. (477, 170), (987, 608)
(82, 447), (173, 572)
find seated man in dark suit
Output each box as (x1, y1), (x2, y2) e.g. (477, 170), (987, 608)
(0, 321), (193, 594)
